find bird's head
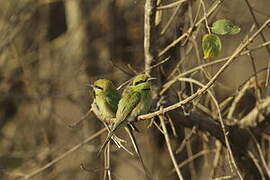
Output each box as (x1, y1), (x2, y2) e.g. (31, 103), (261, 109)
(91, 79), (116, 95)
(132, 74), (156, 91)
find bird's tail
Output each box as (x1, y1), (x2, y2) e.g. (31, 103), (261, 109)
(97, 131), (114, 156)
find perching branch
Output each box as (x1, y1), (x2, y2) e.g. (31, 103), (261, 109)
(139, 17), (270, 121)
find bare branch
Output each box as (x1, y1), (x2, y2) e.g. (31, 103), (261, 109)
(139, 17), (270, 121)
(22, 128), (106, 179)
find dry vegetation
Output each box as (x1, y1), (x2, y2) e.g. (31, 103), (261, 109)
(1, 0), (270, 180)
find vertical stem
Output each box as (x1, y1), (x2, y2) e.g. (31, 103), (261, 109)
(159, 115), (184, 180)
(244, 0), (270, 89)
(144, 0), (158, 74)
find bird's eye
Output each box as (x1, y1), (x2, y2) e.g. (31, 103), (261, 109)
(134, 79), (147, 86)
(94, 85), (103, 90)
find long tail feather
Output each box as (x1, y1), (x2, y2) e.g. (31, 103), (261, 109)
(97, 131), (114, 156)
(125, 126), (152, 180)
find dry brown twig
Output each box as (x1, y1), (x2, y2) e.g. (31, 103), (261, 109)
(176, 126), (196, 154)
(169, 149), (217, 175)
(104, 142), (112, 180)
(244, 0), (270, 88)
(161, 39), (270, 95)
(210, 142), (223, 178)
(200, 0), (211, 34)
(159, 114), (184, 180)
(247, 151), (266, 180)
(160, 0), (185, 35)
(239, 96), (270, 127)
(16, 2), (270, 180)
(248, 130), (270, 178)
(158, 0), (224, 57)
(226, 77), (254, 121)
(139, 17), (270, 121)
(21, 128), (106, 179)
(157, 0), (187, 10)
(178, 77), (243, 179)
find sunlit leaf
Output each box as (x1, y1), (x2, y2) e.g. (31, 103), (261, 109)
(211, 19), (241, 35)
(202, 34), (222, 59)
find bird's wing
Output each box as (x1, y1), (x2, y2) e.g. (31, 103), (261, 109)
(114, 89), (141, 129)
(106, 89), (121, 113)
(98, 90), (140, 154)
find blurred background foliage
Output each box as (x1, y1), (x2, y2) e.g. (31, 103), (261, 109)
(0, 0), (270, 180)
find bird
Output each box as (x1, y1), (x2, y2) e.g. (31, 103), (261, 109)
(98, 74), (156, 154)
(91, 79), (121, 122)
(91, 79), (127, 151)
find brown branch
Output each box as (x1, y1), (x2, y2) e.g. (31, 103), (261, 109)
(144, 0), (158, 74)
(139, 17), (270, 121)
(158, 0), (224, 57)
(161, 39), (270, 95)
(22, 128), (106, 179)
(157, 0), (187, 10)
(244, 0), (270, 87)
(239, 96), (270, 128)
(159, 115), (184, 180)
(165, 110), (266, 179)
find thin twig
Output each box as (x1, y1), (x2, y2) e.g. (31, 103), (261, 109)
(239, 96), (270, 127)
(185, 128), (197, 179)
(166, 0), (202, 80)
(248, 151), (266, 180)
(161, 39), (270, 95)
(167, 114), (178, 137)
(22, 128), (106, 179)
(109, 60), (135, 77)
(210, 141), (222, 178)
(159, 114), (184, 180)
(117, 57), (170, 91)
(243, 22), (262, 99)
(176, 126), (196, 154)
(146, 57), (170, 71)
(177, 77), (243, 179)
(103, 141), (112, 180)
(169, 149), (216, 175)
(227, 78), (253, 120)
(246, 47), (262, 99)
(125, 127), (152, 180)
(69, 108), (93, 128)
(160, 1), (183, 35)
(157, 0), (187, 10)
(159, 0), (223, 57)
(248, 129), (270, 178)
(200, 0), (211, 34)
(139, 18), (270, 120)
(244, 0), (270, 87)
(212, 176), (234, 180)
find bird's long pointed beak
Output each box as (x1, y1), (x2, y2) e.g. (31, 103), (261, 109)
(148, 77), (157, 81)
(85, 83), (94, 88)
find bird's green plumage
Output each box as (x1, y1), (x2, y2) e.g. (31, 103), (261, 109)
(92, 79), (121, 120)
(99, 74), (154, 153)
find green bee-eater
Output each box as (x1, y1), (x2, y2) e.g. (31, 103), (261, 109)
(91, 79), (121, 122)
(91, 79), (125, 151)
(98, 74), (155, 153)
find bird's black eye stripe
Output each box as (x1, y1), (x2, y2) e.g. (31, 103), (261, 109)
(134, 79), (147, 86)
(94, 85), (103, 90)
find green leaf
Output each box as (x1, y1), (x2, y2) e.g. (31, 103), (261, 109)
(211, 19), (240, 35)
(202, 34), (222, 59)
